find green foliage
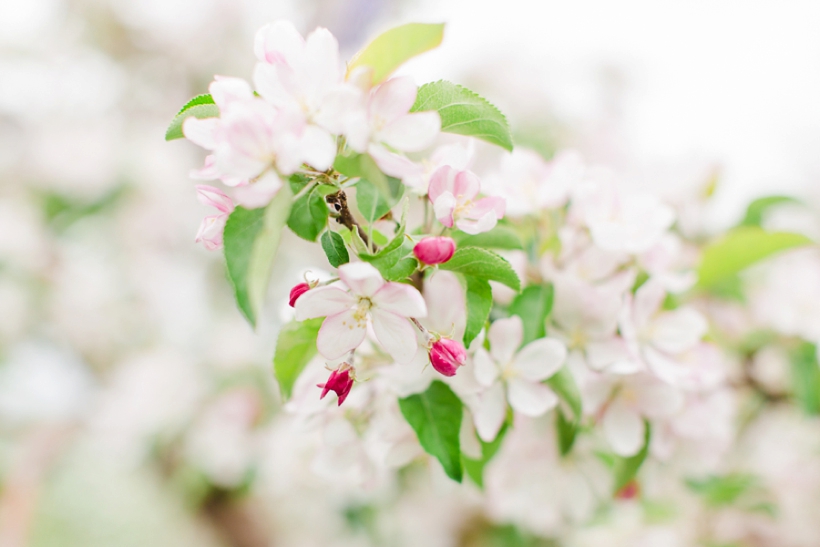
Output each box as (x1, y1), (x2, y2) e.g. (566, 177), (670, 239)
(440, 247), (521, 291)
(335, 152), (404, 203)
(320, 230), (349, 268)
(508, 284), (554, 346)
(287, 182), (329, 241)
(398, 381), (463, 482)
(612, 422), (651, 493)
(696, 226), (812, 289)
(360, 239), (418, 281)
(739, 195), (800, 227)
(411, 80), (513, 151)
(686, 474), (758, 507)
(463, 422), (508, 489)
(273, 318), (324, 400)
(546, 367), (582, 455)
(222, 185), (293, 326)
(463, 276), (493, 348)
(789, 342), (820, 415)
(453, 225), (524, 250)
(165, 94), (218, 141)
(42, 186), (127, 232)
(347, 23), (445, 85)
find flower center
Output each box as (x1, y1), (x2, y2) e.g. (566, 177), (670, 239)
(353, 297), (373, 324)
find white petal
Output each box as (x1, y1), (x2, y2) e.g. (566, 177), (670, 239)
(472, 382), (507, 442)
(367, 143), (423, 181)
(423, 271), (466, 339)
(643, 346), (686, 385)
(303, 27), (342, 91)
(337, 262), (384, 297)
(378, 112), (440, 152)
(370, 309), (418, 364)
(297, 125), (336, 172)
(511, 338), (567, 381)
(634, 377), (685, 418)
(473, 348), (500, 387)
(231, 171), (282, 209)
(210, 76), (254, 110)
(316, 309), (367, 360)
(602, 399), (645, 456)
(368, 76), (417, 124)
(252, 62), (291, 107)
(293, 286), (355, 320)
(506, 379), (558, 416)
(254, 20), (305, 65)
(455, 212), (498, 235)
(649, 307), (708, 354)
(372, 283), (427, 318)
(182, 117), (219, 150)
(488, 316), (523, 365)
(633, 278), (666, 329)
(459, 408), (483, 459)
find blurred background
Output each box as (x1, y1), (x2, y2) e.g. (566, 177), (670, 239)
(1, 0), (819, 545)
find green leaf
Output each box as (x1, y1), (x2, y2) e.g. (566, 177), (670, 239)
(398, 380), (463, 482)
(789, 342), (820, 415)
(361, 242), (418, 281)
(555, 409), (578, 456)
(696, 227), (812, 289)
(287, 185), (328, 241)
(508, 284), (554, 346)
(546, 367), (582, 456)
(321, 230), (350, 268)
(463, 422), (508, 489)
(686, 474), (758, 507)
(165, 94), (219, 141)
(440, 247), (521, 291)
(740, 195), (800, 227)
(347, 23), (445, 85)
(612, 422), (651, 493)
(223, 185), (293, 326)
(463, 276), (492, 348)
(356, 180), (393, 225)
(453, 225), (524, 250)
(411, 80), (513, 151)
(273, 318), (323, 399)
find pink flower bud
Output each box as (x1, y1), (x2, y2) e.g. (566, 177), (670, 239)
(413, 237), (456, 265)
(316, 368), (354, 406)
(615, 479), (641, 500)
(289, 283), (311, 307)
(429, 338), (467, 377)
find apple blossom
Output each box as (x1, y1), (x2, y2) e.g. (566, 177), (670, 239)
(317, 366), (355, 406)
(194, 184), (234, 250)
(471, 316), (567, 441)
(429, 338), (466, 377)
(288, 282), (311, 307)
(413, 236), (456, 265)
(294, 262), (427, 363)
(428, 166), (506, 234)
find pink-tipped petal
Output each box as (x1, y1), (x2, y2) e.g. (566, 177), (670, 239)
(372, 283), (427, 318)
(433, 192), (457, 228)
(367, 143), (423, 182)
(195, 185), (233, 213)
(316, 309), (368, 360)
(368, 76), (417, 124)
(337, 262), (385, 297)
(210, 76), (254, 110)
(293, 286), (356, 320)
(254, 20), (305, 65)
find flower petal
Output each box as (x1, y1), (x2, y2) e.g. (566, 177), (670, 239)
(649, 307), (708, 354)
(511, 338), (567, 381)
(210, 76), (254, 110)
(294, 286), (356, 320)
(488, 316), (523, 365)
(182, 117), (219, 150)
(379, 111), (440, 152)
(254, 20), (305, 65)
(316, 309), (367, 360)
(506, 378), (558, 416)
(633, 278), (666, 329)
(370, 309), (418, 364)
(297, 125), (336, 172)
(367, 143), (423, 182)
(472, 382), (507, 442)
(337, 262), (384, 297)
(372, 282), (427, 317)
(368, 76), (417, 124)
(195, 185), (233, 213)
(473, 348), (500, 387)
(433, 191), (457, 228)
(452, 170), (481, 200)
(602, 399), (645, 456)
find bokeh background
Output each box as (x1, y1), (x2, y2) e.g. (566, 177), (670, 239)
(1, 0), (819, 546)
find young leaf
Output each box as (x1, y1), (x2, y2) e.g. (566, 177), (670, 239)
(223, 185), (293, 326)
(739, 195), (800, 227)
(440, 247), (521, 291)
(356, 180), (392, 225)
(287, 185), (328, 241)
(347, 23), (445, 85)
(463, 276), (492, 348)
(273, 318), (323, 399)
(165, 94), (219, 141)
(398, 380), (463, 482)
(697, 227), (812, 289)
(361, 240), (418, 281)
(546, 367), (582, 456)
(411, 80), (513, 151)
(453, 225), (524, 250)
(462, 422), (508, 489)
(612, 422), (651, 493)
(321, 230), (349, 268)
(789, 342), (820, 415)
(509, 284), (554, 346)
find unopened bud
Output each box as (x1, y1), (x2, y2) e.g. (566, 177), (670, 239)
(413, 237), (456, 265)
(429, 338), (467, 377)
(317, 367), (354, 406)
(289, 282), (311, 307)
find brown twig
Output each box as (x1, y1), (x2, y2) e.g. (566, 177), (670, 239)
(326, 191), (370, 246)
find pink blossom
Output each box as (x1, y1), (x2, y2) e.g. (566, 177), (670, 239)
(317, 366), (354, 406)
(429, 338), (466, 377)
(428, 166), (506, 234)
(293, 262), (427, 363)
(194, 185), (234, 251)
(288, 282), (311, 307)
(413, 236), (456, 265)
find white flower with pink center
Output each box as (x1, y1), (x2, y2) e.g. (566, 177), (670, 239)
(194, 185), (234, 251)
(471, 316), (567, 442)
(294, 262), (427, 364)
(428, 165), (506, 234)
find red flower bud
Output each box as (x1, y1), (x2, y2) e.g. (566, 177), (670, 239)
(316, 368), (354, 406)
(289, 282), (311, 307)
(429, 338), (467, 377)
(615, 479), (640, 500)
(413, 237), (456, 265)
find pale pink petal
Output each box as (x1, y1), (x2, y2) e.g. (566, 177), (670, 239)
(633, 278), (666, 329)
(488, 316), (523, 365)
(649, 308), (708, 354)
(231, 171), (282, 209)
(602, 399), (645, 456)
(190, 154), (220, 180)
(643, 346), (686, 385)
(254, 20), (305, 65)
(303, 27), (341, 90)
(433, 192), (457, 228)
(182, 117), (219, 150)
(378, 111), (440, 152)
(370, 309), (418, 364)
(337, 262), (384, 297)
(368, 76), (417, 124)
(372, 283), (427, 317)
(467, 196), (506, 220)
(586, 338), (634, 371)
(367, 143), (423, 182)
(634, 378), (685, 418)
(459, 410), (483, 459)
(506, 378), (558, 416)
(511, 338), (567, 381)
(428, 165), (457, 203)
(293, 286), (356, 320)
(209, 76), (254, 110)
(297, 125), (336, 171)
(252, 62), (291, 107)
(316, 309), (367, 360)
(452, 170), (481, 200)
(473, 348), (500, 387)
(423, 271), (466, 339)
(195, 215), (226, 250)
(472, 382), (507, 442)
(455, 210), (498, 235)
(195, 185), (233, 213)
